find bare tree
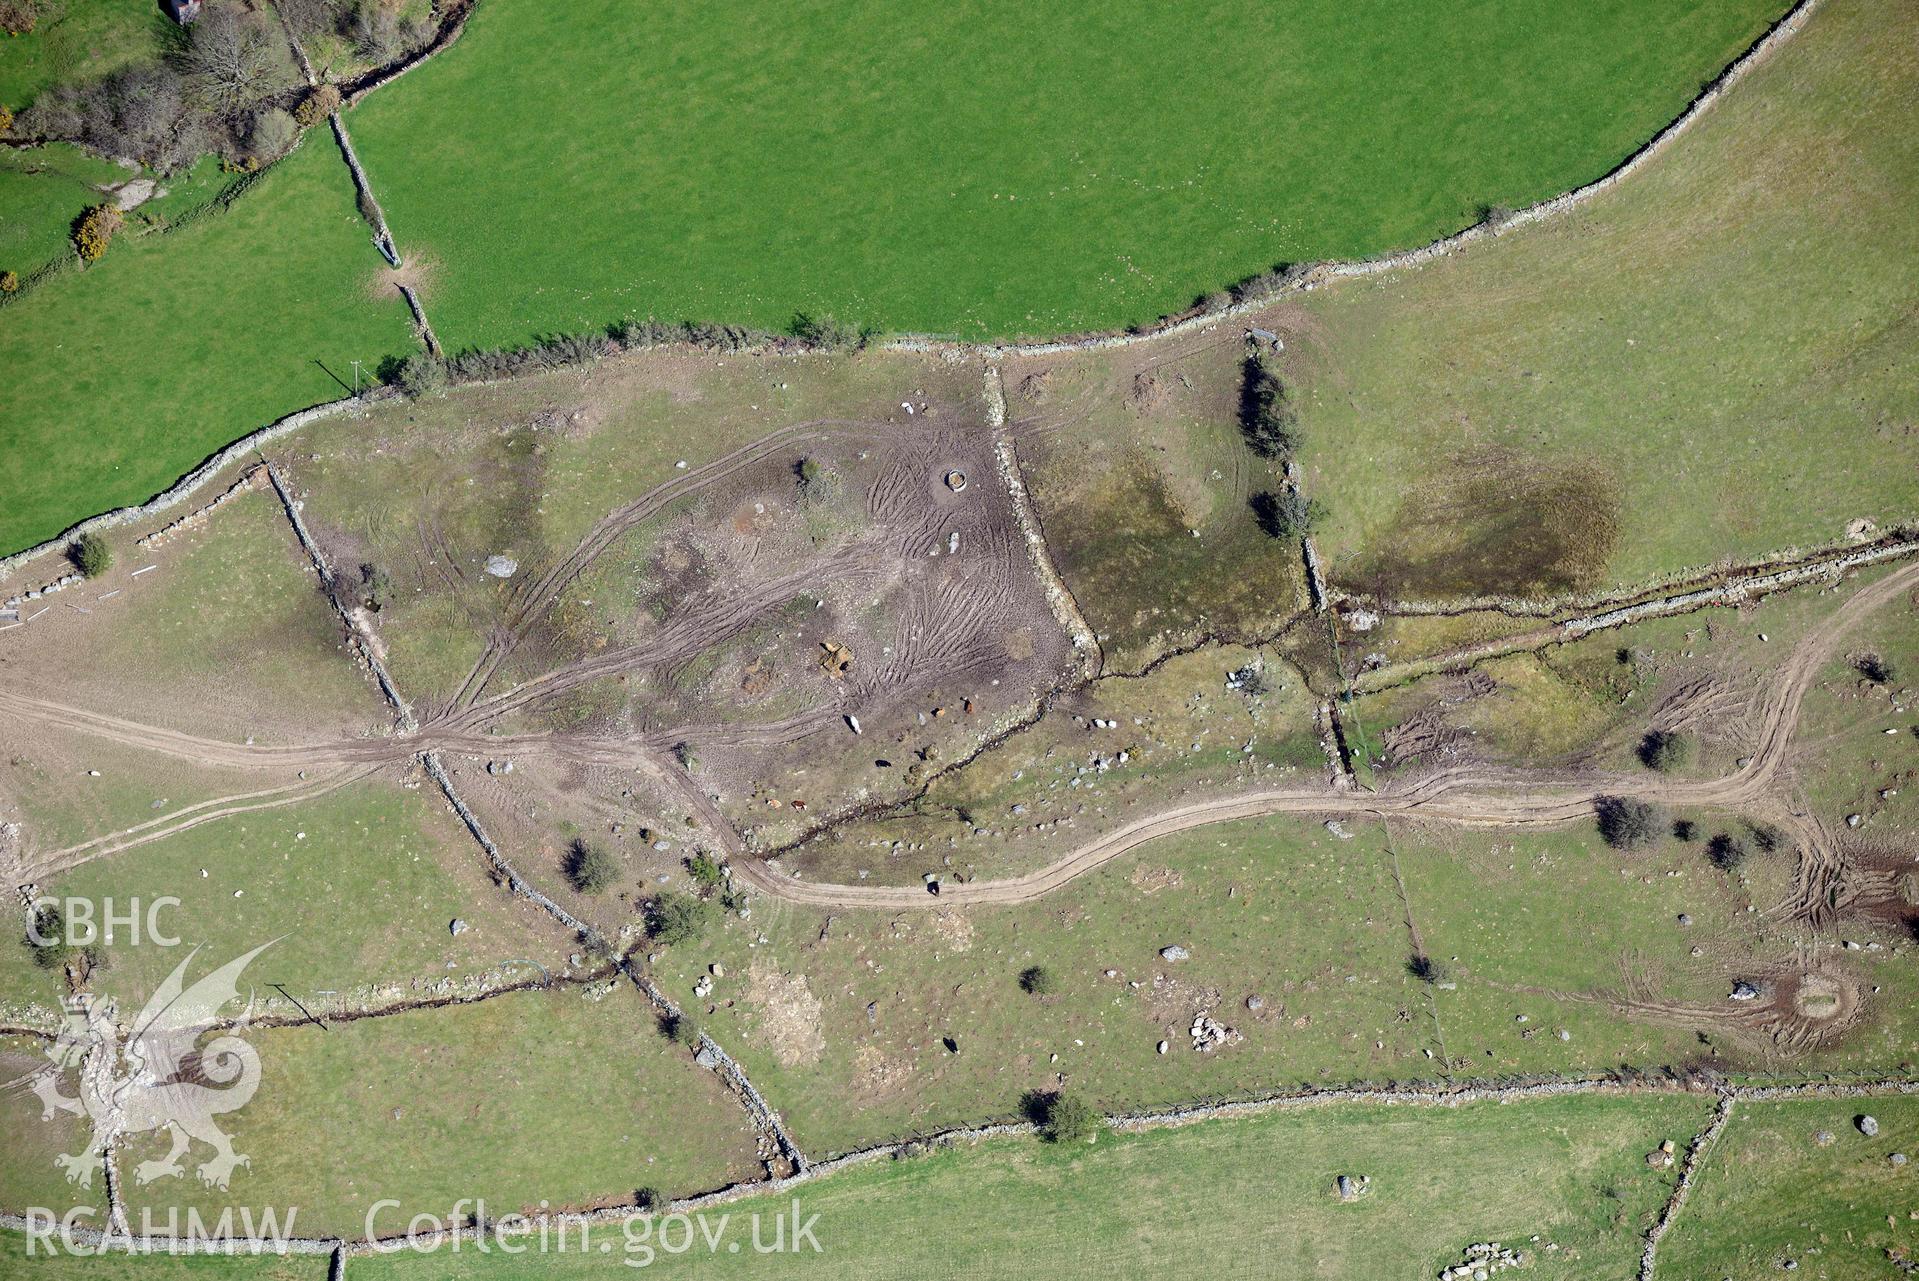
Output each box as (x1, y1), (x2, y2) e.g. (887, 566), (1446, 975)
(246, 107), (296, 161)
(276, 0), (340, 39)
(182, 5), (281, 109)
(25, 63), (205, 170)
(339, 0), (402, 60)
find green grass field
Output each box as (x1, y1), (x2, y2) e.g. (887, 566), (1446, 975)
(349, 0), (1784, 345)
(116, 984), (763, 1239)
(1793, 588), (1919, 842)
(39, 775), (576, 1013)
(666, 798), (1901, 1157)
(664, 813), (1428, 1156)
(27, 488), (391, 742)
(0, 147), (237, 288)
(1290, 0), (1919, 595)
(1393, 820), (1810, 1072)
(0, 143), (126, 281)
(1659, 1096), (1919, 1279)
(0, 1036), (108, 1228)
(0, 137), (415, 555)
(348, 1092), (1706, 1281)
(0, 1234), (321, 1281)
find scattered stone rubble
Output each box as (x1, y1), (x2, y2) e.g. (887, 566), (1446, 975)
(1190, 1011), (1241, 1052)
(134, 468), (265, 552)
(1224, 663), (1268, 693)
(1437, 1242), (1525, 1281)
(2, 571), (83, 611)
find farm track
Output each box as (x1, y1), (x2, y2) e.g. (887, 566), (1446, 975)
(21, 766), (381, 880)
(11, 550), (1912, 907)
(733, 555), (1919, 908)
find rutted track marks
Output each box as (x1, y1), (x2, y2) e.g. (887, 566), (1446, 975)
(731, 556), (1919, 909)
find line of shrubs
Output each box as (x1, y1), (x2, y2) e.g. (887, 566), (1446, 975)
(383, 313), (874, 397)
(1239, 350), (1325, 541)
(1135, 261), (1316, 336)
(1596, 793), (1791, 874)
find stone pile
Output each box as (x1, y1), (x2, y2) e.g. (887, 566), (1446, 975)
(1190, 1011), (1240, 1052)
(1437, 1241), (1525, 1281)
(1224, 663), (1267, 692)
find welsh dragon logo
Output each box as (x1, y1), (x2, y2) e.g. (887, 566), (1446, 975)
(24, 941), (275, 1191)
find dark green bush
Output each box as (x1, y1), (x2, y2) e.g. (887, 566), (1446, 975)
(1406, 953), (1450, 985)
(1856, 652), (1898, 684)
(1250, 489), (1321, 540)
(686, 852), (725, 890)
(647, 891), (715, 946)
(1637, 730), (1692, 772)
(1707, 832), (1748, 872)
(391, 352), (446, 397)
(292, 82), (341, 128)
(1038, 1090), (1103, 1143)
(1226, 262), (1309, 304)
(70, 531), (111, 578)
(1238, 355), (1298, 459)
(357, 562), (389, 611)
(790, 312), (870, 350)
(1595, 795), (1664, 851)
(565, 839), (621, 894)
(26, 905), (64, 969)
